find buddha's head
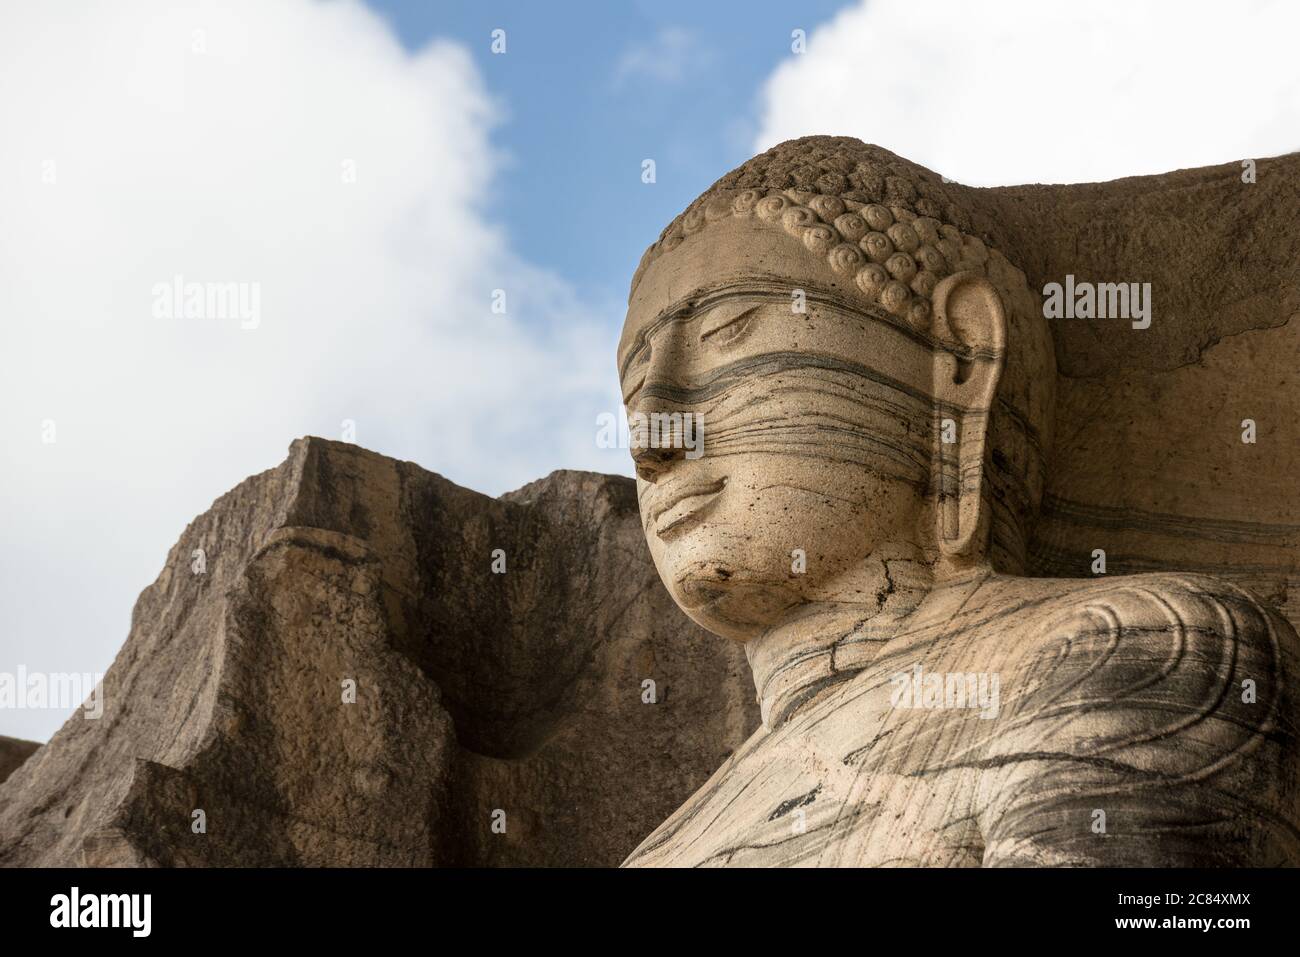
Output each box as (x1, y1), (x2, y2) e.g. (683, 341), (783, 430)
(619, 137), (1055, 641)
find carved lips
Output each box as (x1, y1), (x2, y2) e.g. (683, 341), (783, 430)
(650, 478), (728, 540)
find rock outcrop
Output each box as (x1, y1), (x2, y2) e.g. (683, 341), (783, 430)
(981, 153), (1300, 628)
(0, 439), (759, 866)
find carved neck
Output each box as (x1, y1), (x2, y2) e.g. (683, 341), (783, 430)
(745, 556), (935, 730)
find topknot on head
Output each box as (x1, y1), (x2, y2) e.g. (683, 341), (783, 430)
(630, 137), (1012, 335)
(652, 136), (995, 241)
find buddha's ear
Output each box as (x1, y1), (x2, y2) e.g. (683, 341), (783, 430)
(928, 272), (1007, 565)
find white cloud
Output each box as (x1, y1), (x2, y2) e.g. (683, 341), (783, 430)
(0, 0), (626, 740)
(757, 0), (1300, 185)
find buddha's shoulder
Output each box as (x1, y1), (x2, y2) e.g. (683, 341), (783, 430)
(968, 571), (1299, 754)
(975, 570), (1296, 661)
(953, 574), (1300, 863)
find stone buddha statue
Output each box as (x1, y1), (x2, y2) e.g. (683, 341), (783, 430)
(618, 136), (1300, 867)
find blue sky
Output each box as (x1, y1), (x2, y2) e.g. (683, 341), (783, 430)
(365, 0), (844, 300)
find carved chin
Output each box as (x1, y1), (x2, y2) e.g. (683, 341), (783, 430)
(674, 573), (800, 640)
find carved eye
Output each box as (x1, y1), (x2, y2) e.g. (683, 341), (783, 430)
(699, 303), (758, 347)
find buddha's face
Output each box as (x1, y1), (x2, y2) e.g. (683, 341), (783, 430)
(619, 231), (939, 641)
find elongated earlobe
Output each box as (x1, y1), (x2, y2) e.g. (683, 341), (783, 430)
(929, 273), (1006, 567)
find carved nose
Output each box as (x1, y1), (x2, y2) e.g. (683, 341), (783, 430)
(630, 439), (684, 482)
(627, 400), (690, 482)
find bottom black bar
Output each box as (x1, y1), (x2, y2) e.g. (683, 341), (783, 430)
(0, 867), (1285, 943)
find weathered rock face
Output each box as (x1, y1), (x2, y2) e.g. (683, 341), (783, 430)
(979, 154), (1300, 627)
(0, 439), (759, 866)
